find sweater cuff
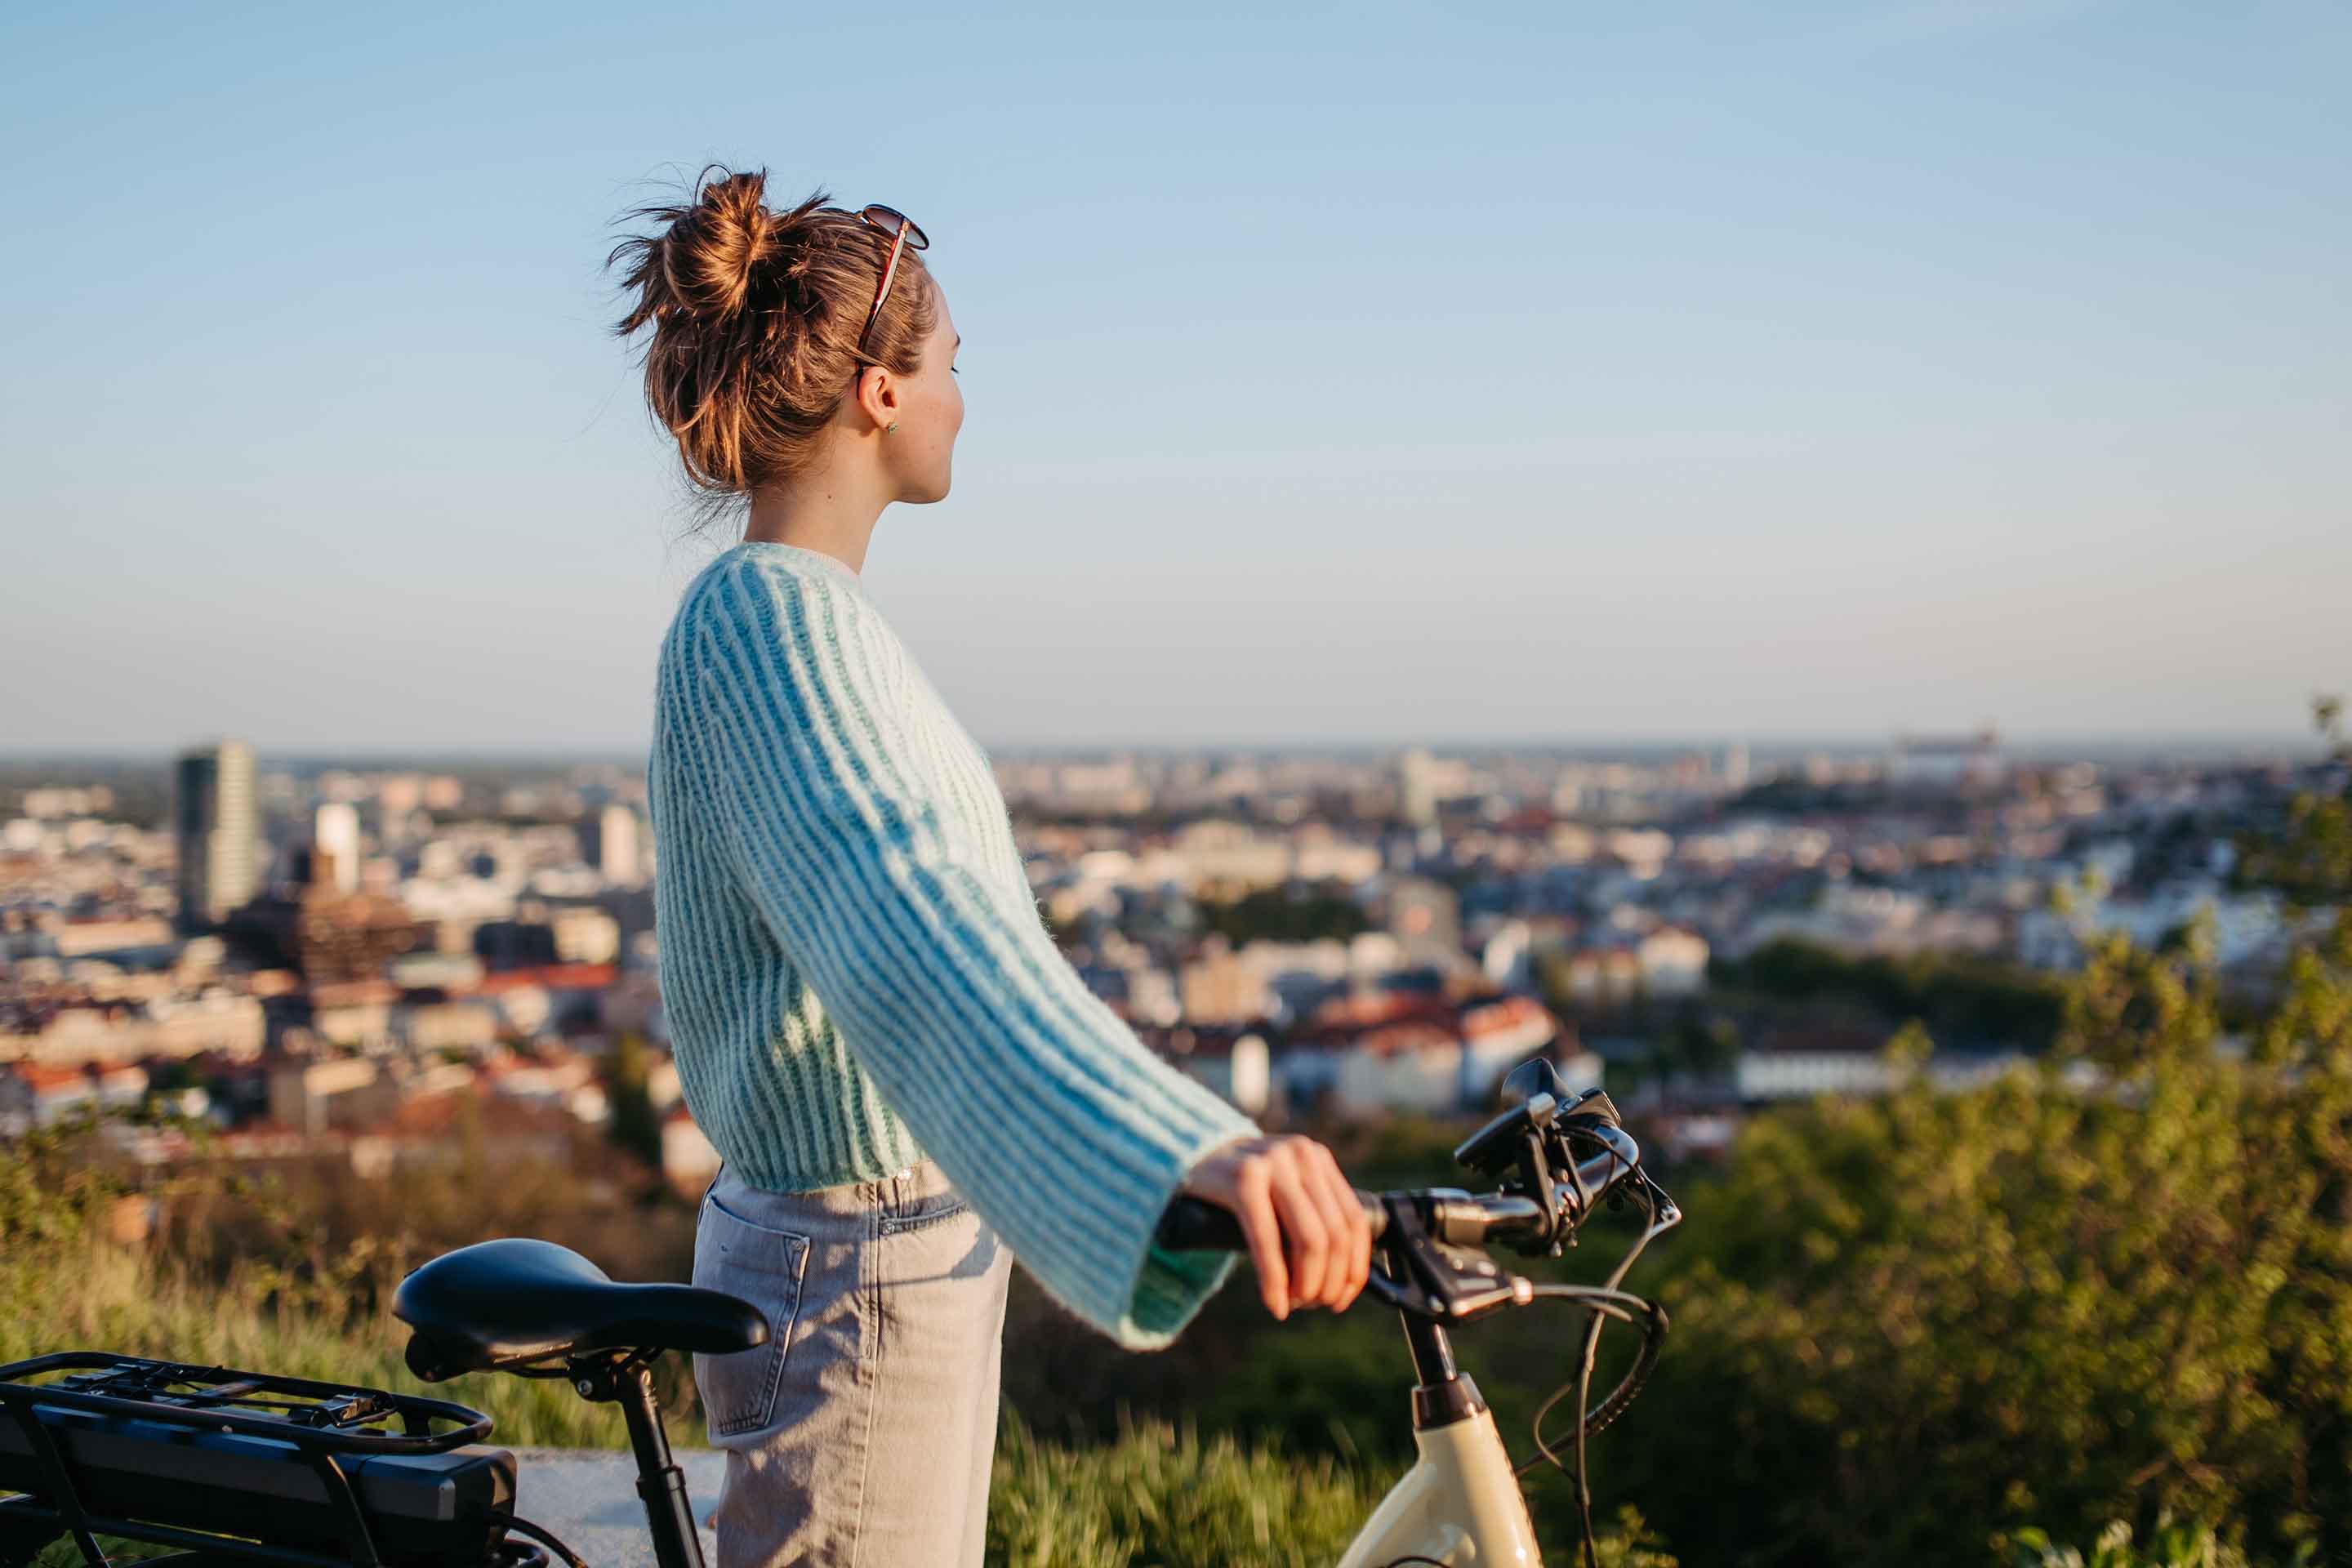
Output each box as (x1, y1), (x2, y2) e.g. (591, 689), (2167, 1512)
(1102, 1117), (1260, 1352)
(1123, 1246), (1245, 1348)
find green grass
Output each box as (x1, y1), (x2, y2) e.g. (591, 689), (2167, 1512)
(2, 1231), (2284, 1567)
(7, 1104), (2314, 1567)
(1, 1232), (674, 1450)
(22, 1412), (2265, 1568)
(5, 1230), (1676, 1566)
(17, 1408), (1671, 1568)
(987, 1409), (1675, 1567)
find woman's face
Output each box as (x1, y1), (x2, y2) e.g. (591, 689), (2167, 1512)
(882, 283), (963, 505)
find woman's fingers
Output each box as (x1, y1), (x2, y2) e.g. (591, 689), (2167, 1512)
(1292, 1140), (1365, 1310)
(1232, 1147), (1290, 1320)
(1308, 1141), (1372, 1310)
(1267, 1141), (1333, 1308)
(1178, 1134), (1374, 1321)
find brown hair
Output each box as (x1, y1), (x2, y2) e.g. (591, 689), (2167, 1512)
(608, 165), (938, 504)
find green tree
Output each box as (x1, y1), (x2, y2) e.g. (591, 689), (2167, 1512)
(1713, 938), (2069, 1050)
(1599, 699), (2352, 1566)
(604, 1029), (662, 1169)
(1198, 884), (1372, 946)
(1660, 1013), (1740, 1083)
(2234, 696), (2351, 903)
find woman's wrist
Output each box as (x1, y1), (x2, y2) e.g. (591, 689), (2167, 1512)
(1178, 1129), (1261, 1197)
(1174, 1130), (1374, 1321)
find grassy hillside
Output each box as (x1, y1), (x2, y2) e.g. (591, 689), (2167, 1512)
(5, 1084), (2323, 1568)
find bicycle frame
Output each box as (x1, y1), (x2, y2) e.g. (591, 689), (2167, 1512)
(577, 1313), (1547, 1568)
(1147, 1072), (1677, 1567)
(1339, 1401), (1536, 1567)
(1335, 1312), (1540, 1567)
(0, 1060), (1662, 1568)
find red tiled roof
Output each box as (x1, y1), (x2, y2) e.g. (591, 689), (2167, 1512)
(1460, 995), (1556, 1040)
(1297, 991), (1457, 1041)
(382, 1089), (577, 1138)
(7, 1062), (94, 1092)
(1353, 1022), (1459, 1058)
(476, 964), (617, 994)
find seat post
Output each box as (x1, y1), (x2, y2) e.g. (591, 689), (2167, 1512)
(573, 1356), (706, 1568)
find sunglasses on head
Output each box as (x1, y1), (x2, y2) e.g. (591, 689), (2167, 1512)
(853, 203), (929, 363)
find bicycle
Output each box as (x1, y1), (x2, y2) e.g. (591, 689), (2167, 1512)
(0, 1055), (1679, 1568)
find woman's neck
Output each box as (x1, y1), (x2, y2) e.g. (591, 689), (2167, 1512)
(742, 452), (889, 576)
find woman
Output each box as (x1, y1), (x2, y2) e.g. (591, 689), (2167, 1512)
(617, 167), (1376, 1568)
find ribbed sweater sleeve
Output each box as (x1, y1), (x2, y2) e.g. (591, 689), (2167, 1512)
(687, 559), (1263, 1351)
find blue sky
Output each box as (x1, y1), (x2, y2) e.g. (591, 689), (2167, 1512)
(3, 1), (2345, 754)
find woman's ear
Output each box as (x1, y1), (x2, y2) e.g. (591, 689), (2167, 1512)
(853, 365), (900, 433)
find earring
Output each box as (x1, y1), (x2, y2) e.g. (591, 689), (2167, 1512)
(884, 421), (899, 434)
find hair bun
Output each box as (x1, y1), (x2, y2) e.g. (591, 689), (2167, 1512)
(608, 165), (939, 501)
(665, 167), (774, 320)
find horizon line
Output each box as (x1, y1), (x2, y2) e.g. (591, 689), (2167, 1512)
(1, 729), (2333, 766)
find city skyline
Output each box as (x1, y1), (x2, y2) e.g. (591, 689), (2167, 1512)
(0, 727), (2339, 767)
(4, 2), (2344, 752)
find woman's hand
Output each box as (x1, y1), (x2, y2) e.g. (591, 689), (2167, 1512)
(1179, 1134), (1374, 1320)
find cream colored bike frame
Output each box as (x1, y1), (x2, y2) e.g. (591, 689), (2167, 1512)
(1334, 1381), (1544, 1567)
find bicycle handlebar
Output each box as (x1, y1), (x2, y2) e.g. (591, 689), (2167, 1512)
(1154, 1079), (1679, 1568)
(1156, 1140), (1650, 1255)
(1155, 1188), (1383, 1251)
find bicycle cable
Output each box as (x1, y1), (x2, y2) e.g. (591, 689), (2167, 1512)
(1508, 1179), (1675, 1568)
(488, 1510), (590, 1568)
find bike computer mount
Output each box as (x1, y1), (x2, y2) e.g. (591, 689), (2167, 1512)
(1368, 1058), (1644, 1325)
(1454, 1057), (1635, 1253)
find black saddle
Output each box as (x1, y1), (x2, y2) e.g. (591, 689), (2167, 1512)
(394, 1238), (768, 1381)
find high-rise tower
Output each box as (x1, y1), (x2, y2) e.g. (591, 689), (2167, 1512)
(1396, 746), (1441, 829)
(176, 739), (258, 929)
(314, 800), (362, 894)
(588, 802), (644, 885)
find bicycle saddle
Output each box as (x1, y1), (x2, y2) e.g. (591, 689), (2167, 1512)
(394, 1237), (768, 1380)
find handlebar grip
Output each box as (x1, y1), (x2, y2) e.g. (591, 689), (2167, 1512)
(1156, 1194), (1247, 1251)
(1156, 1190), (1388, 1252)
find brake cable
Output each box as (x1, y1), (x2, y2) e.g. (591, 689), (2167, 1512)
(488, 1510), (590, 1568)
(1509, 1178), (1676, 1568)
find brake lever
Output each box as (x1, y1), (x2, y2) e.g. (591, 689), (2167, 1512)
(1366, 1194), (1536, 1322)
(1630, 1169), (1683, 1232)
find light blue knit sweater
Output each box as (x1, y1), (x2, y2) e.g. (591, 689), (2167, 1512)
(648, 541), (1262, 1350)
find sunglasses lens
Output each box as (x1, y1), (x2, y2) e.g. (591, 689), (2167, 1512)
(861, 203), (930, 250)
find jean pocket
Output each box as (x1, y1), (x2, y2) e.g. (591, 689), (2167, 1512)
(877, 1188), (971, 1236)
(692, 1192), (812, 1438)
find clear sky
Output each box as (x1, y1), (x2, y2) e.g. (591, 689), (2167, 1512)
(3, 1), (2345, 755)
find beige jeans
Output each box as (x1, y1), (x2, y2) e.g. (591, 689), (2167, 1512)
(692, 1158), (1013, 1568)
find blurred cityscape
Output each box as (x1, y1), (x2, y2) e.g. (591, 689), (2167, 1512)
(2, 729), (2339, 1199)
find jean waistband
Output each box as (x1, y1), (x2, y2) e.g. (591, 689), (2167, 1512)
(706, 1156), (954, 1218)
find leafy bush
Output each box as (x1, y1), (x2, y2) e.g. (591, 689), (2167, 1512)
(1998, 1517), (2316, 1568)
(1606, 916), (2352, 1567)
(0, 1113), (698, 1450)
(1710, 937), (2069, 1049)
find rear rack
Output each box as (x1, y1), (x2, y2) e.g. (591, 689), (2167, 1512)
(0, 1351), (514, 1568)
